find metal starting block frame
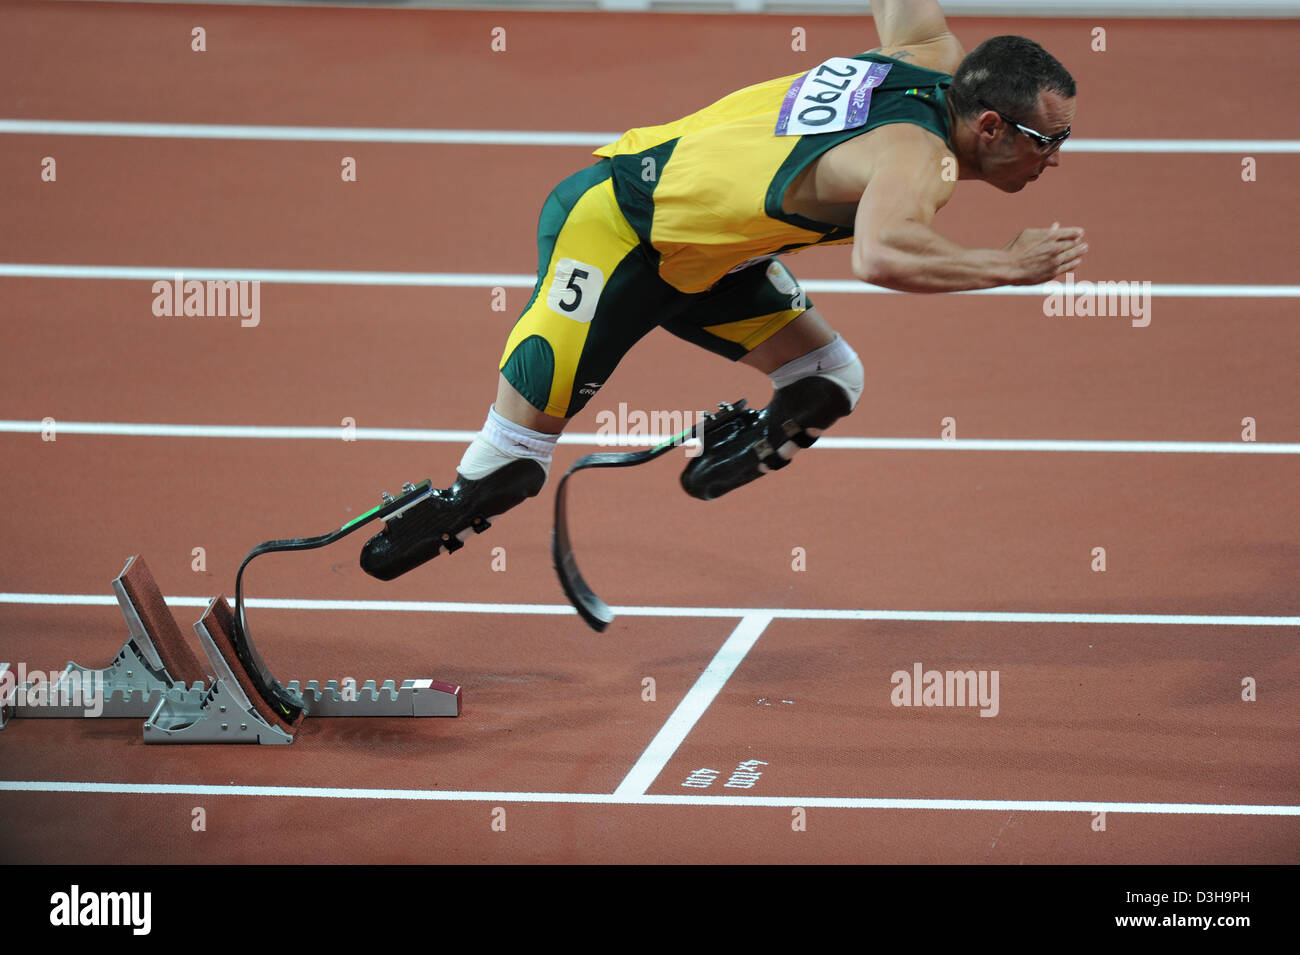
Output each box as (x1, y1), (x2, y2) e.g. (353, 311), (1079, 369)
(0, 556), (460, 744)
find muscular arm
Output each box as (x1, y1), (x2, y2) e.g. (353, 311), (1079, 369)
(850, 131), (1021, 292)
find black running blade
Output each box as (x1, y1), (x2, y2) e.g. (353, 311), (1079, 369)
(548, 402), (750, 632)
(229, 613), (307, 723)
(552, 472), (614, 632)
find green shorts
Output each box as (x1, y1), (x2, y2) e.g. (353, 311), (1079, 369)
(500, 161), (813, 418)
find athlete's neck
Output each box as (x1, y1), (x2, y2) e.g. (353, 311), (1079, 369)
(945, 97), (976, 181)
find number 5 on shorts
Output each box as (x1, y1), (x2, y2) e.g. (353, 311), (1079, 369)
(546, 258), (606, 325)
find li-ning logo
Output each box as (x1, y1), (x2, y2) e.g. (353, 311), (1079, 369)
(49, 885), (151, 936)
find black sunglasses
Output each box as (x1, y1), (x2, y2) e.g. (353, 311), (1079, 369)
(977, 98), (1070, 150)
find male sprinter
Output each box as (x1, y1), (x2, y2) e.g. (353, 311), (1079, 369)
(360, 0), (1086, 580)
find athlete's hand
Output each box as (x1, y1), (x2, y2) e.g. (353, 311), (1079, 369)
(1004, 223), (1087, 285)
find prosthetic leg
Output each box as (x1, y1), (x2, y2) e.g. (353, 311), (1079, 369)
(359, 459), (546, 581)
(680, 376), (852, 501)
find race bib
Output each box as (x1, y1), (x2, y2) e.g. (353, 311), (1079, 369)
(775, 57), (893, 137)
(546, 258), (605, 324)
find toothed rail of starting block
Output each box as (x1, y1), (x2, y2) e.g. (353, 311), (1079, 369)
(289, 679), (461, 717)
(141, 596), (297, 744)
(0, 555), (462, 741)
(0, 556), (209, 726)
(0, 653), (205, 723)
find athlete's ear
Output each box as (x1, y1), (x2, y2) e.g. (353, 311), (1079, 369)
(975, 108), (1002, 143)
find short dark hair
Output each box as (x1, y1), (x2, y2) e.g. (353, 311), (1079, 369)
(949, 36), (1076, 120)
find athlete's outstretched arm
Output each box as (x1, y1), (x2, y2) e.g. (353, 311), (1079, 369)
(850, 129), (1086, 292)
(869, 0), (957, 50)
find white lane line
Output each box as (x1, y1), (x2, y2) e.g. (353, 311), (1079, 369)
(0, 420), (485, 442)
(614, 613), (771, 797)
(3, 592), (1298, 627)
(0, 780), (1295, 816)
(0, 120), (617, 146)
(2, 420), (1299, 455)
(2, 120), (1298, 154)
(3, 262), (1300, 297)
(0, 263), (531, 287)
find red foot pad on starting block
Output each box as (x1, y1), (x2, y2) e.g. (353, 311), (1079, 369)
(3, 554), (461, 743)
(118, 555), (210, 689)
(198, 595), (305, 737)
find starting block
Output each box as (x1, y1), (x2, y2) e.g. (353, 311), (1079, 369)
(0, 555), (460, 744)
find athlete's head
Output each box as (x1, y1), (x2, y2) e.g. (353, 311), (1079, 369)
(948, 36), (1076, 193)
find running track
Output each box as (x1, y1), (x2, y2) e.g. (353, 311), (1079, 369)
(0, 1), (1297, 866)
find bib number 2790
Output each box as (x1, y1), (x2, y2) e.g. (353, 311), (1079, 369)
(775, 57), (893, 137)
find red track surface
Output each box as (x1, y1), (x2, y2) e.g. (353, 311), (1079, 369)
(0, 1), (1297, 867)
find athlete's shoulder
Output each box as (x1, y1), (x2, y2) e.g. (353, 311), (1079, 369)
(863, 33), (964, 77)
(832, 120), (954, 174)
(806, 121), (954, 213)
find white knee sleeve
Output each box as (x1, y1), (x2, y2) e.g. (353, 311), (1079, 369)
(768, 335), (863, 411)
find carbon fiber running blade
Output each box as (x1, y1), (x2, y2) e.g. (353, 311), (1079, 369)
(552, 469), (614, 632)
(548, 401), (750, 632)
(229, 617), (307, 722)
(230, 478), (436, 715)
